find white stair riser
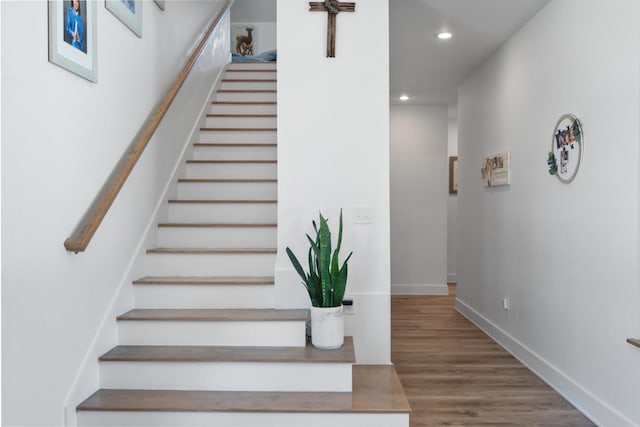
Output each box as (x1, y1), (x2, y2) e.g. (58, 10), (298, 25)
(225, 70), (277, 80)
(167, 203), (277, 223)
(157, 227), (276, 248)
(185, 162), (276, 179)
(145, 252), (275, 276)
(227, 63), (277, 71)
(210, 103), (277, 115)
(133, 284), (275, 309)
(100, 362), (352, 392)
(117, 320), (306, 346)
(193, 145), (277, 161)
(204, 116), (276, 128)
(79, 412), (409, 427)
(199, 130), (277, 143)
(216, 91), (277, 102)
(177, 182), (277, 200)
(221, 81), (277, 91)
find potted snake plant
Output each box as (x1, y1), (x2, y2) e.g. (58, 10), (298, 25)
(286, 210), (353, 349)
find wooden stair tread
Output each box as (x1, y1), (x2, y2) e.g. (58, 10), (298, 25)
(168, 199), (277, 204)
(226, 69), (277, 72)
(217, 90), (277, 93)
(100, 338), (355, 363)
(178, 178), (277, 183)
(146, 248), (277, 254)
(133, 276), (274, 285)
(186, 160), (277, 164)
(77, 366), (410, 414)
(158, 223), (276, 228)
(200, 127), (277, 131)
(222, 79), (277, 83)
(206, 114), (277, 118)
(211, 101), (276, 105)
(194, 143), (277, 147)
(116, 308), (308, 322)
(228, 65), (277, 67)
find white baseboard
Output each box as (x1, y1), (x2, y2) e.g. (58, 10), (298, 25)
(391, 284), (448, 295)
(455, 298), (634, 427)
(447, 273), (457, 283)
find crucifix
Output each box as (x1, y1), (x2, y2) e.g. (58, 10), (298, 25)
(309, 0), (356, 57)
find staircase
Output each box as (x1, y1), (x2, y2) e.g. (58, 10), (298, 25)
(76, 62), (410, 426)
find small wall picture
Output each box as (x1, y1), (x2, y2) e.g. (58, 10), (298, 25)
(48, 0), (98, 82)
(481, 150), (510, 187)
(106, 0), (142, 38)
(232, 25), (258, 56)
(449, 156), (458, 195)
(549, 114), (583, 184)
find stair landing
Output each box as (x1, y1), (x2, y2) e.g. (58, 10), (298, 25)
(78, 365), (409, 413)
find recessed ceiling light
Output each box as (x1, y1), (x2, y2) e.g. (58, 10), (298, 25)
(399, 95), (410, 101)
(437, 31), (453, 40)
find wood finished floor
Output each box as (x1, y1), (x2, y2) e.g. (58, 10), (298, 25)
(391, 285), (595, 426)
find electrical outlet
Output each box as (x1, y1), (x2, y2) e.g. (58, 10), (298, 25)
(343, 299), (355, 315)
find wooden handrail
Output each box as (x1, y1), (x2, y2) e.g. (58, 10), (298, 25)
(64, 0), (234, 253)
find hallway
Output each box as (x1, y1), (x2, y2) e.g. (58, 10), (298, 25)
(391, 286), (595, 426)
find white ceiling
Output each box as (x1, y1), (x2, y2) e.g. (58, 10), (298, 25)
(390, 0), (550, 107)
(232, 0), (550, 111)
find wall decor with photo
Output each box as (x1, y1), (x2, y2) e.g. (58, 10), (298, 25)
(449, 156), (458, 195)
(547, 114), (583, 183)
(232, 25), (258, 56)
(481, 150), (510, 187)
(106, 0), (142, 37)
(48, 0), (98, 82)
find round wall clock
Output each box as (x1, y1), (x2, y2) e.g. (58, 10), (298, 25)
(550, 114), (583, 184)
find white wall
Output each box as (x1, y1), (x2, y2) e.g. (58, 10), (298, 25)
(390, 105), (448, 295)
(1, 1), (229, 425)
(276, 0), (390, 363)
(231, 0), (276, 22)
(447, 117), (458, 283)
(231, 0), (276, 53)
(456, 0), (640, 425)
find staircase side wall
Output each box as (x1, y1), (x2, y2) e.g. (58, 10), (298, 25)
(1, 2), (230, 425)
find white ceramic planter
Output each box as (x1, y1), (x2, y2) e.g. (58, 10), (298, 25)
(310, 305), (344, 349)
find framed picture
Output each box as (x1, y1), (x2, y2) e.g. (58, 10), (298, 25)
(48, 0), (98, 82)
(449, 156), (458, 195)
(481, 150), (510, 187)
(106, 0), (142, 38)
(550, 114), (583, 184)
(153, 0), (165, 11)
(231, 25), (258, 56)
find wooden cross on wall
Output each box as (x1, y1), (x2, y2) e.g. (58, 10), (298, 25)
(309, 0), (356, 57)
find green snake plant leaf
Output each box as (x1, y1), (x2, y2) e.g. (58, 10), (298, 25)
(330, 209), (344, 283)
(332, 251), (353, 306)
(286, 246), (318, 304)
(333, 263), (348, 306)
(318, 213), (333, 307)
(306, 233), (320, 256)
(307, 247), (322, 306)
(286, 247), (308, 285)
(286, 210), (353, 308)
